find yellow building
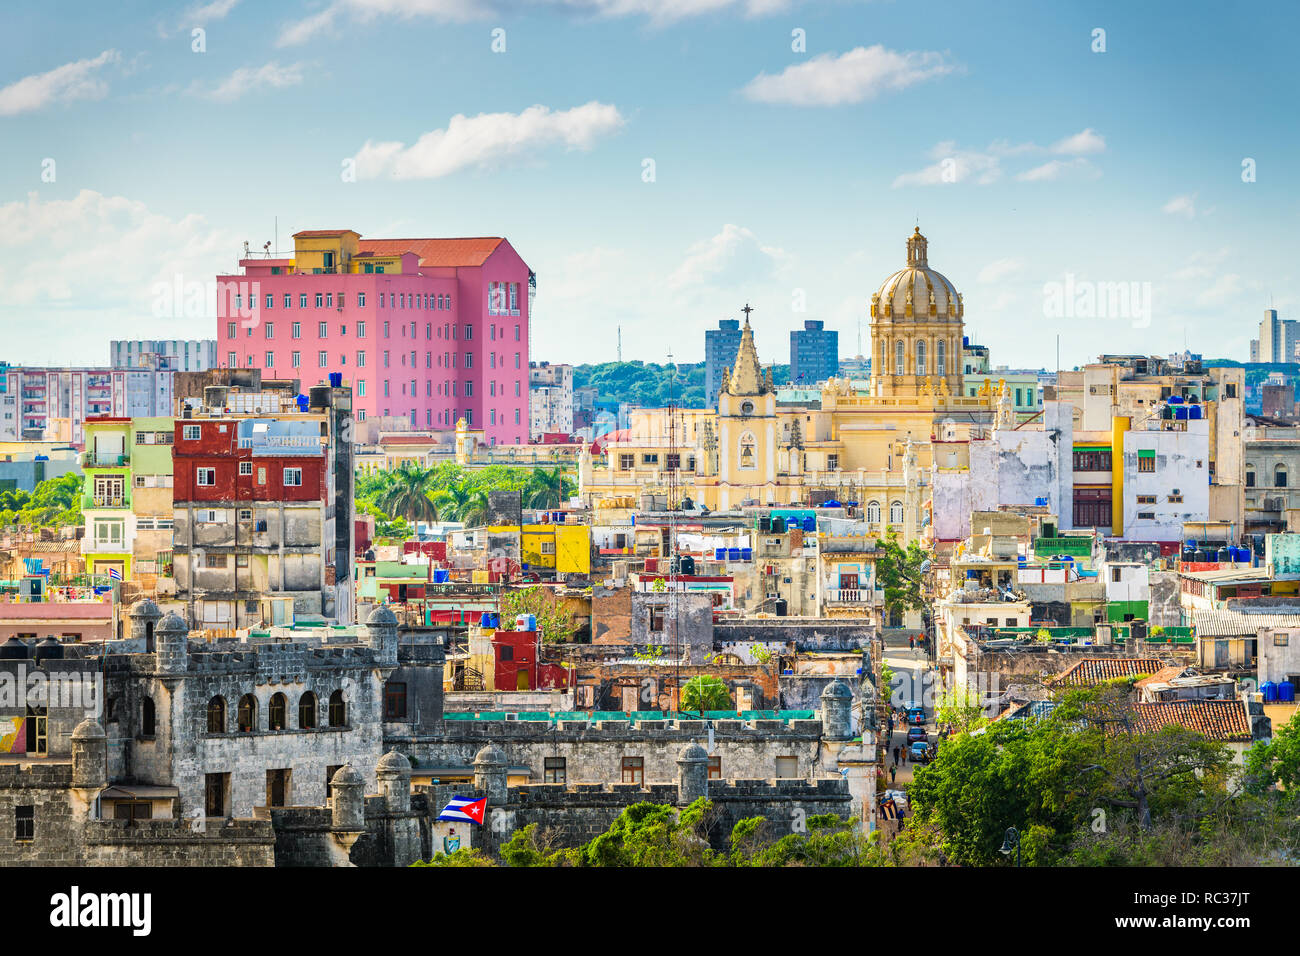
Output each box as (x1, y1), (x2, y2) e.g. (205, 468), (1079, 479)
(580, 227), (1000, 542)
(485, 523), (591, 575)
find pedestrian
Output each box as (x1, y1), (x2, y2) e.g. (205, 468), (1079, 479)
(908, 635), (915, 650)
(893, 745), (900, 764)
(889, 765), (896, 785)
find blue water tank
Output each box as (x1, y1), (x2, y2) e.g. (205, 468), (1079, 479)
(328, 372), (343, 388)
(1189, 404), (1203, 420)
(1168, 395), (1183, 404)
(1262, 681), (1279, 703)
(1281, 682), (1296, 703)
(479, 612), (493, 627)
(1175, 406), (1189, 420)
(1187, 539), (1197, 550)
(802, 516), (815, 531)
(296, 394), (310, 410)
(715, 548), (726, 560)
(740, 547), (753, 561)
(727, 548), (741, 561)
(433, 569), (449, 583)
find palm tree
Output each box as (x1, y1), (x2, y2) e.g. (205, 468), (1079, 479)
(525, 466), (570, 509)
(433, 481), (473, 523)
(376, 464), (439, 524)
(459, 489), (492, 528)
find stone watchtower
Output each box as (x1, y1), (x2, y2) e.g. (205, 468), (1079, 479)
(330, 763), (365, 831)
(820, 680), (854, 741)
(677, 742), (709, 805)
(473, 744), (508, 805)
(364, 604), (399, 670)
(375, 750), (412, 813)
(155, 611), (190, 676)
(128, 598), (162, 647)
(71, 718), (108, 790)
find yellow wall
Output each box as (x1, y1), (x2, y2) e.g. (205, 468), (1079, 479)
(1111, 416), (1129, 535)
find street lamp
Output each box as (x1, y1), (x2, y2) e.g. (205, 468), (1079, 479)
(999, 826), (1021, 867)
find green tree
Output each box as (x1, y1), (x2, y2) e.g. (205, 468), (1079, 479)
(934, 686), (989, 734)
(875, 527), (929, 625)
(1244, 708), (1300, 793)
(375, 463), (440, 524)
(679, 675), (732, 713)
(525, 466), (572, 509)
(500, 585), (577, 644)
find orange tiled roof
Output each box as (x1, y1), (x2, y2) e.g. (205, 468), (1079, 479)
(1049, 658), (1165, 688)
(1135, 665), (1190, 689)
(357, 237), (504, 268)
(1129, 700), (1253, 742)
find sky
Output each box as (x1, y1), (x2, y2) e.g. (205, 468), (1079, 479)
(1, 0), (1297, 371)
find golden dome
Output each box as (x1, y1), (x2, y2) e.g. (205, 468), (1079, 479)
(871, 227), (962, 322)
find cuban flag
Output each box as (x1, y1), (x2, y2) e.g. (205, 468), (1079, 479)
(438, 796), (487, 825)
(107, 568), (123, 581)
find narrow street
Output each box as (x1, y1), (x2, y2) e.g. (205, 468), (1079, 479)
(881, 634), (935, 789)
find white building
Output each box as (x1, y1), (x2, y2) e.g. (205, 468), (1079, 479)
(110, 339), (218, 373)
(1121, 417), (1210, 542)
(528, 361), (574, 438)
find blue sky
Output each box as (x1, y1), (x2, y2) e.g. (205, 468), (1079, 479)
(1, 0), (1296, 370)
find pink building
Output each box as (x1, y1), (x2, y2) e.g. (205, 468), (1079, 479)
(216, 229), (532, 446)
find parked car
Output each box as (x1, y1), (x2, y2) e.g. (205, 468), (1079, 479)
(905, 705), (927, 725)
(909, 740), (932, 762)
(906, 725), (928, 744)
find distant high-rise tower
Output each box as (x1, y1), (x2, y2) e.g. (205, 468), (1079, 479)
(789, 319), (838, 387)
(704, 318), (743, 407)
(1250, 309), (1300, 364)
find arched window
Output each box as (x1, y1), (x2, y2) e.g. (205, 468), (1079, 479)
(207, 696), (226, 734)
(328, 690), (347, 728)
(890, 500), (904, 525)
(936, 339), (946, 375)
(895, 340), (905, 375)
(299, 691), (318, 729)
(1277, 465), (1289, 489)
(866, 500), (881, 524)
(916, 340), (927, 376)
(237, 694), (257, 733)
(268, 693), (287, 731)
(141, 696), (156, 737)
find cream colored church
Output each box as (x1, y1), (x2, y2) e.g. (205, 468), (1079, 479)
(579, 228), (1012, 541)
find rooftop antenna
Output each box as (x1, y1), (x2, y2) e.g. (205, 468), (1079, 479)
(617, 325), (622, 363)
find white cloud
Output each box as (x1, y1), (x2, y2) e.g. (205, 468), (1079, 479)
(895, 128), (1106, 187)
(278, 0), (795, 46)
(202, 62), (305, 102)
(1168, 247), (1230, 281)
(977, 258), (1024, 284)
(667, 224), (790, 291)
(0, 191), (239, 363)
(1162, 194), (1197, 219)
(351, 101), (625, 180)
(1196, 272), (1244, 306)
(1050, 127), (1106, 155)
(742, 45), (956, 106)
(892, 141), (1002, 187)
(1016, 157), (1099, 182)
(188, 0), (241, 21)
(0, 50), (120, 117)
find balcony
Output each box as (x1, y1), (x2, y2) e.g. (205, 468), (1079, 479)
(82, 452), (129, 468)
(83, 493), (129, 509)
(825, 587), (878, 604)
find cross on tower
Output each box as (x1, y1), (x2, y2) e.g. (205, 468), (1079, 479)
(741, 303), (754, 321)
